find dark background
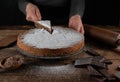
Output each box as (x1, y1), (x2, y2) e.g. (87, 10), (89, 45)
(0, 0), (119, 26)
(82, 0), (119, 26)
(0, 0), (29, 26)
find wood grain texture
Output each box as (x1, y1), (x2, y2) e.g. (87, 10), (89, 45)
(0, 25), (120, 82)
(0, 35), (18, 48)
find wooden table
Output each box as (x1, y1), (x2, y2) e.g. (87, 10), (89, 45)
(0, 25), (120, 82)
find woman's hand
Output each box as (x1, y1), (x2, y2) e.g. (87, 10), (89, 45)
(68, 15), (84, 34)
(26, 3), (41, 22)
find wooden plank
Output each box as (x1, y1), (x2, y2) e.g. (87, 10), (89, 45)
(0, 35), (18, 48)
(0, 25), (34, 30)
(0, 25), (119, 82)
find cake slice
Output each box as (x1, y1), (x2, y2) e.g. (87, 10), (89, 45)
(34, 20), (53, 34)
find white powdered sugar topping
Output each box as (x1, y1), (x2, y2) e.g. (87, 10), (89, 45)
(21, 26), (84, 49)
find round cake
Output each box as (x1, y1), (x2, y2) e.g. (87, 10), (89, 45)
(17, 26), (84, 58)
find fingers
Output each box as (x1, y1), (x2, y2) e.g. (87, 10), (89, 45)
(73, 24), (84, 34)
(79, 25), (85, 35)
(69, 23), (84, 35)
(35, 8), (41, 20)
(68, 15), (84, 34)
(26, 12), (38, 22)
(26, 3), (41, 22)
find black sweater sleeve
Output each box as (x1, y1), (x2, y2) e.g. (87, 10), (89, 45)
(70, 0), (85, 18)
(18, 0), (85, 17)
(18, 0), (30, 15)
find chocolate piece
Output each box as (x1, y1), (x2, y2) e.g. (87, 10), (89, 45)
(91, 61), (106, 69)
(85, 48), (100, 56)
(74, 57), (93, 68)
(87, 65), (103, 77)
(93, 77), (107, 82)
(98, 69), (110, 77)
(85, 48), (112, 65)
(91, 56), (107, 69)
(100, 58), (112, 65)
(74, 56), (107, 69)
(92, 56), (104, 62)
(91, 56), (110, 69)
(114, 72), (120, 80)
(98, 69), (115, 81)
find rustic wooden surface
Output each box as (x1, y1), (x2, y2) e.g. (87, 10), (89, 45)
(0, 25), (120, 82)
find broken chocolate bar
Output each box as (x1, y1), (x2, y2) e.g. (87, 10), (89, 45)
(114, 72), (120, 80)
(91, 60), (106, 69)
(85, 48), (112, 65)
(97, 69), (116, 81)
(85, 48), (100, 56)
(74, 57), (93, 68)
(100, 58), (112, 65)
(93, 77), (107, 82)
(74, 56), (107, 69)
(87, 65), (103, 77)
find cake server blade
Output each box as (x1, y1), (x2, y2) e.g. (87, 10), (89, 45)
(34, 20), (53, 34)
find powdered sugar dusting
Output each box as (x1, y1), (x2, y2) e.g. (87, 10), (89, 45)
(21, 26), (84, 49)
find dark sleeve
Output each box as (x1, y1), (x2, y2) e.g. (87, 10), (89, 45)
(18, 0), (30, 15)
(70, 0), (85, 18)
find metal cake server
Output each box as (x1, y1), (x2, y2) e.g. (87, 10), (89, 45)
(34, 20), (53, 34)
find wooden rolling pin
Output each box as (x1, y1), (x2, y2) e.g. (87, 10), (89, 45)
(84, 24), (120, 47)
